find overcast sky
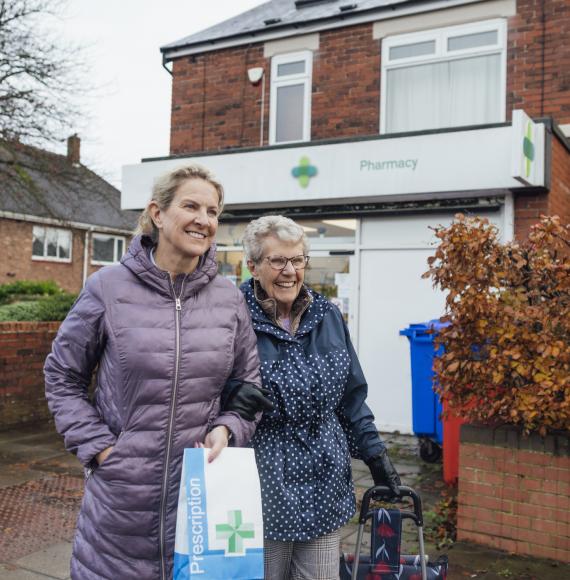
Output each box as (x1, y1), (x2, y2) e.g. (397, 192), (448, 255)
(60, 0), (266, 188)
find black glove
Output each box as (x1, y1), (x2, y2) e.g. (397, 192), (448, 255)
(223, 383), (274, 422)
(366, 448), (401, 497)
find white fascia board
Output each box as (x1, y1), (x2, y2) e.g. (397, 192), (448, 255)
(162, 0), (488, 60)
(122, 124), (544, 211)
(0, 210), (133, 236)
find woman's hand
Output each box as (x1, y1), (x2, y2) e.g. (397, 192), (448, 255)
(95, 446), (114, 466)
(198, 426), (230, 463)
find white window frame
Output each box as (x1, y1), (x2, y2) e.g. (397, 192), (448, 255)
(31, 225), (72, 263)
(380, 18), (507, 134)
(91, 233), (126, 266)
(269, 50), (313, 145)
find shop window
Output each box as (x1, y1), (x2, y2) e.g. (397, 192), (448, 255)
(270, 50), (312, 144)
(32, 226), (72, 262)
(381, 19), (506, 134)
(92, 234), (125, 265)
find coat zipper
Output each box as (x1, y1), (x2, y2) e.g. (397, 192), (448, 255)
(159, 277), (185, 580)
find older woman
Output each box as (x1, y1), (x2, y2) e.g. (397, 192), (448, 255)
(44, 164), (263, 580)
(240, 215), (401, 580)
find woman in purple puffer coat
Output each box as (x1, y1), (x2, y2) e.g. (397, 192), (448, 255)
(44, 164), (264, 580)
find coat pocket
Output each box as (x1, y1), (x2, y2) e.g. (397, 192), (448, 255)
(88, 430), (125, 479)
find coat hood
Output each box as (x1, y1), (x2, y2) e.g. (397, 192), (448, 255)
(241, 278), (331, 341)
(121, 234), (219, 298)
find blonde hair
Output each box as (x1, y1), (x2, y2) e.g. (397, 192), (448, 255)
(242, 215), (309, 263)
(135, 164), (224, 241)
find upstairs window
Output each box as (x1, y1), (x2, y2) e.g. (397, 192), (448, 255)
(32, 226), (72, 262)
(381, 19), (506, 134)
(270, 51), (312, 144)
(92, 234), (125, 265)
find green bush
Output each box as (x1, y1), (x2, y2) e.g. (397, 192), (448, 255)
(0, 292), (77, 321)
(0, 280), (61, 305)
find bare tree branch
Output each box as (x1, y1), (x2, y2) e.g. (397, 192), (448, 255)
(0, 0), (83, 145)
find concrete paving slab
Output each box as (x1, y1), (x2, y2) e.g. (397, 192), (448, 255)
(0, 465), (47, 488)
(0, 563), (61, 580)
(13, 541), (72, 580)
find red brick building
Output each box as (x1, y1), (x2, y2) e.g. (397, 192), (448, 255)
(1, 136), (139, 294)
(122, 0), (570, 433)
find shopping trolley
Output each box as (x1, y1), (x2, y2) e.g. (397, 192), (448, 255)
(340, 485), (448, 580)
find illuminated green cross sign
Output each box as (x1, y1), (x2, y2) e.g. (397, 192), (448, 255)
(291, 156), (317, 188)
(215, 510), (255, 554)
(523, 121), (535, 178)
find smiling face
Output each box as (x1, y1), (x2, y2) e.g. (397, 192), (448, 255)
(149, 178), (220, 274)
(248, 235), (306, 318)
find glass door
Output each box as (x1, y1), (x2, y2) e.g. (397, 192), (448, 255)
(305, 250), (355, 329)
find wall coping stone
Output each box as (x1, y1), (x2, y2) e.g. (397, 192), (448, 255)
(461, 423), (570, 456)
(0, 321), (61, 333)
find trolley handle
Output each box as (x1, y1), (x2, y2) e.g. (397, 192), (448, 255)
(359, 485), (423, 526)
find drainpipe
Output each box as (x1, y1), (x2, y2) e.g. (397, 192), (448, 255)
(259, 72), (266, 147)
(82, 228), (93, 287)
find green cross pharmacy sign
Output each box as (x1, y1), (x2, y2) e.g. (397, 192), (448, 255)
(215, 509), (255, 555)
(291, 156), (317, 188)
(511, 109), (544, 187)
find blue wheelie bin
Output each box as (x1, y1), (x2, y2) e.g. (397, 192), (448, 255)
(399, 319), (449, 463)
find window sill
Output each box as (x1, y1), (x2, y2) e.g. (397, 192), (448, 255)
(31, 255), (72, 264)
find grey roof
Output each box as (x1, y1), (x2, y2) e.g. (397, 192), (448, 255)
(161, 0), (419, 56)
(0, 141), (139, 231)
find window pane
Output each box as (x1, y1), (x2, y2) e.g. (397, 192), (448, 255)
(58, 230), (71, 259)
(297, 219), (356, 244)
(389, 40), (435, 60)
(93, 236), (115, 262)
(32, 227), (45, 257)
(117, 238), (124, 258)
(448, 30), (498, 51)
(46, 228), (58, 257)
(275, 83), (305, 142)
(385, 54), (501, 133)
(277, 61), (305, 76)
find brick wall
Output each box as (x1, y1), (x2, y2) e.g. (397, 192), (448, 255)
(312, 24), (380, 140)
(513, 130), (570, 239)
(0, 218), (128, 294)
(458, 424), (570, 563)
(0, 321), (60, 430)
(507, 0), (570, 123)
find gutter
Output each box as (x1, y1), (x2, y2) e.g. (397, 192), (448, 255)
(161, 0), (486, 61)
(0, 210), (134, 236)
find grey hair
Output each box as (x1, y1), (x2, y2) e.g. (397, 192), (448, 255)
(242, 215), (309, 263)
(134, 163), (224, 241)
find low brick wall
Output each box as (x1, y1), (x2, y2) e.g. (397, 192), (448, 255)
(458, 424), (570, 563)
(0, 321), (60, 429)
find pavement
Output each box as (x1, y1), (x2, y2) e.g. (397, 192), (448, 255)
(1, 424), (568, 579)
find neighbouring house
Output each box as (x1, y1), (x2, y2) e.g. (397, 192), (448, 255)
(121, 0), (570, 433)
(0, 135), (140, 294)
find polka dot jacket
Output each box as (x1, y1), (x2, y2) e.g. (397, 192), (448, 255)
(241, 279), (386, 542)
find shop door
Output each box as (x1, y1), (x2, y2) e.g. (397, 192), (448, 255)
(304, 251), (356, 334)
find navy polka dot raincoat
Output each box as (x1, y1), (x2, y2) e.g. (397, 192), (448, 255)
(241, 279), (385, 542)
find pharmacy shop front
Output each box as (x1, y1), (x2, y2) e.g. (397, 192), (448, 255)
(122, 116), (546, 433)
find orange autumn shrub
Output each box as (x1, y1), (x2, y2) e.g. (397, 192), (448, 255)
(424, 214), (570, 435)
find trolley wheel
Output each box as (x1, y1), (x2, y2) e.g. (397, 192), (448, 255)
(419, 438), (442, 463)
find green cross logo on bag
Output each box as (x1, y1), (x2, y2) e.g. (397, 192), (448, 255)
(215, 510), (255, 554)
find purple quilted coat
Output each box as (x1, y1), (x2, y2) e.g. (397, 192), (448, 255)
(44, 235), (261, 580)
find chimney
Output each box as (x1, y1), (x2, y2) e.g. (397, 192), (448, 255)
(67, 134), (80, 165)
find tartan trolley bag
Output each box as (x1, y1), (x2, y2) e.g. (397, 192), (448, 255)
(340, 485), (449, 580)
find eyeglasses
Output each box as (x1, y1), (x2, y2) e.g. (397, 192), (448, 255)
(263, 255), (310, 271)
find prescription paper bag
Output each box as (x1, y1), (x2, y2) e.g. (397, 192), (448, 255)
(173, 448), (264, 580)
